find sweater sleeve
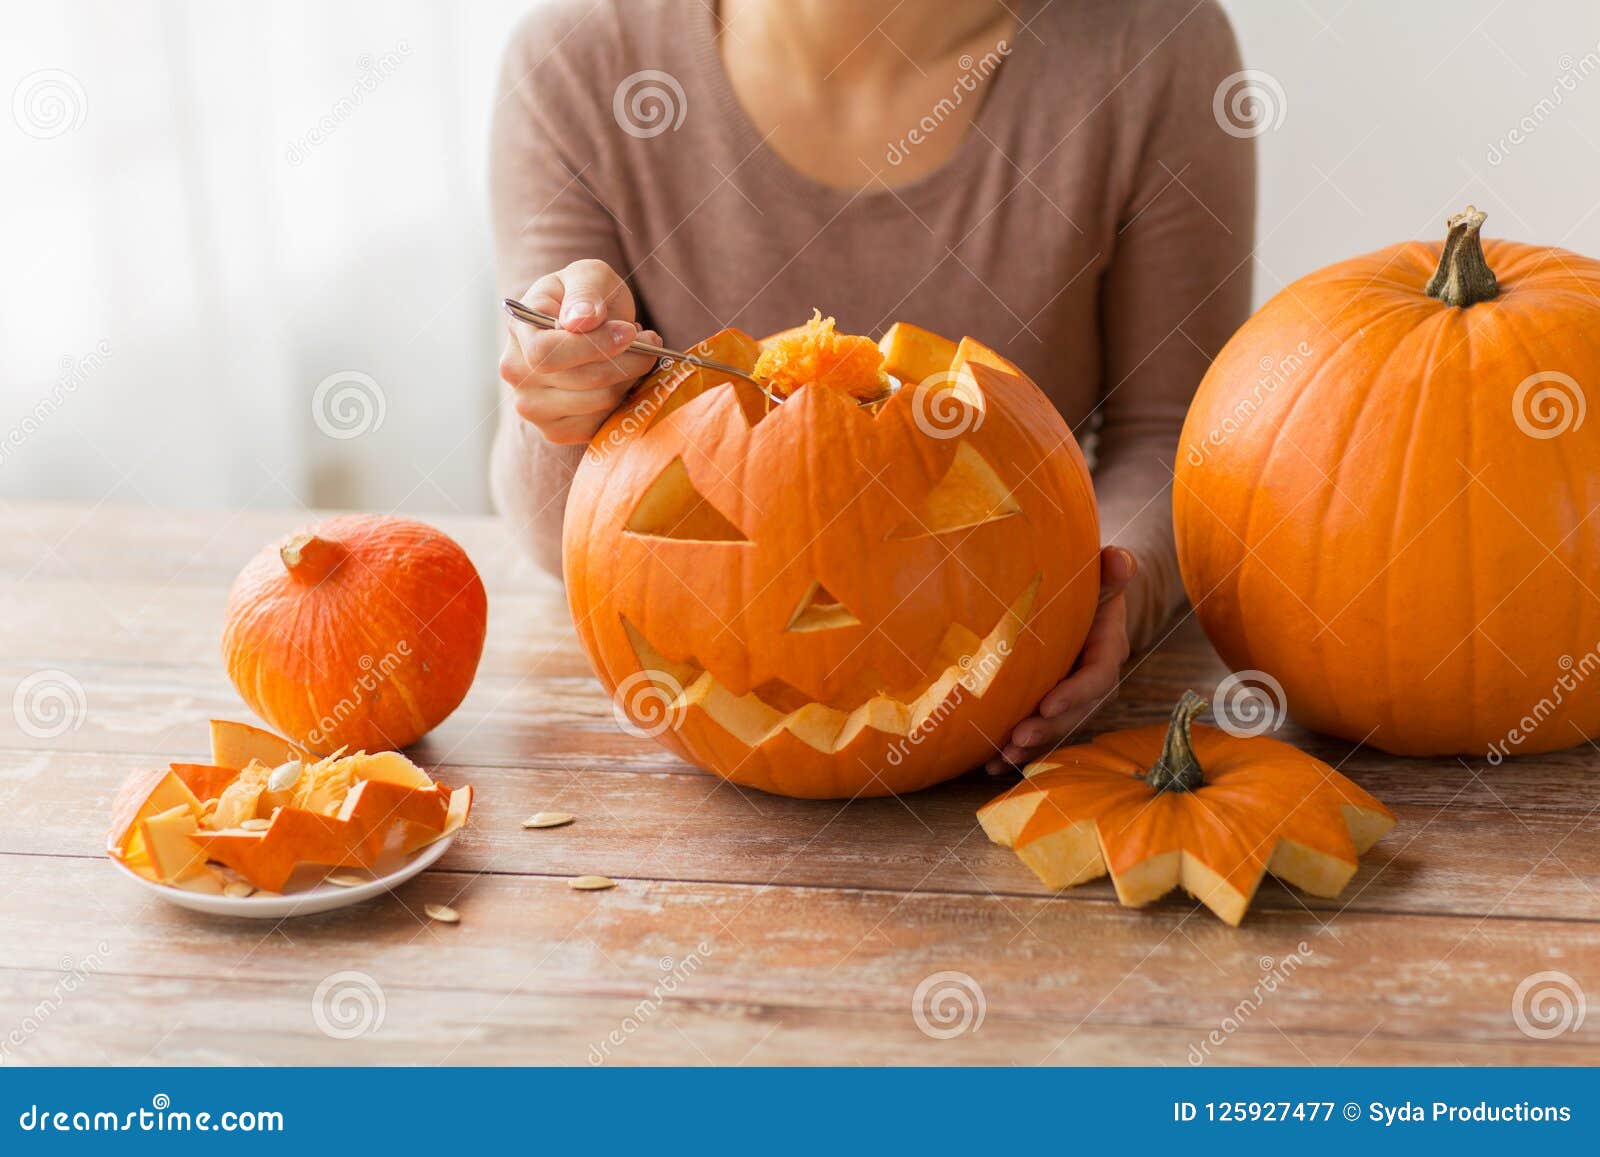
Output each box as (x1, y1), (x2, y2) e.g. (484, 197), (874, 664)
(1094, 0), (1256, 651)
(488, 9), (632, 579)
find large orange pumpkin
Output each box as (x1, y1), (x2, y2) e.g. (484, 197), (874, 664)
(222, 515), (488, 754)
(1175, 207), (1600, 757)
(563, 320), (1101, 798)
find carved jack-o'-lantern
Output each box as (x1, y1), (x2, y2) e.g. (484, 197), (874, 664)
(563, 319), (1100, 799)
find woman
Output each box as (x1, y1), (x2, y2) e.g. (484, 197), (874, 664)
(492, 0), (1254, 772)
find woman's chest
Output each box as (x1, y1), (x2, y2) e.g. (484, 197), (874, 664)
(622, 183), (1112, 420)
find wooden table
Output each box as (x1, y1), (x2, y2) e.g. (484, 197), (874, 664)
(1, 502), (1596, 1065)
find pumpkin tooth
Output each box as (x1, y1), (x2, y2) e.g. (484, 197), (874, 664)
(628, 576), (1039, 755)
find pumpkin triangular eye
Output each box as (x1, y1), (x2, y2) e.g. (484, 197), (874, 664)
(626, 457), (750, 542)
(786, 581), (860, 633)
(884, 442), (1020, 540)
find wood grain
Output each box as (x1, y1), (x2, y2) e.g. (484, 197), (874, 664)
(6, 856), (1600, 1064)
(10, 967), (1590, 1067)
(5, 749), (1599, 922)
(1, 504), (1597, 1065)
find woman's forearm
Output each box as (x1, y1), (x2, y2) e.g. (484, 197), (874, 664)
(488, 12), (641, 577)
(489, 396), (585, 579)
(1091, 2), (1255, 652)
(1092, 452), (1184, 654)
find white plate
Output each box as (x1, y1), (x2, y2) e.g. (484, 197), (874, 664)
(110, 835), (455, 919)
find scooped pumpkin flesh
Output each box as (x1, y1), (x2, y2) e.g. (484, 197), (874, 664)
(187, 776), (466, 893)
(752, 311), (891, 401)
(978, 693), (1395, 925)
(106, 719), (472, 895)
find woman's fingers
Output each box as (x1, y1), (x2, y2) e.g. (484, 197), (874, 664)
(554, 259), (635, 330)
(513, 372), (647, 425)
(508, 260), (638, 361)
(982, 592), (1133, 776)
(518, 274), (565, 318)
(514, 384), (627, 426)
(1098, 546), (1138, 602)
(502, 262), (654, 446)
(504, 326), (661, 382)
(507, 319), (638, 377)
(979, 551), (1140, 778)
(1037, 595), (1129, 719)
(535, 413), (611, 446)
(561, 345), (662, 390)
(998, 684), (1114, 768)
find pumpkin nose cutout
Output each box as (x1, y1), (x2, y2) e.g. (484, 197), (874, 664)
(786, 581), (860, 633)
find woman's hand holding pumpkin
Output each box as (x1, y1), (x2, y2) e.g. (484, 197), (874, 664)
(501, 259), (662, 445)
(986, 546), (1139, 775)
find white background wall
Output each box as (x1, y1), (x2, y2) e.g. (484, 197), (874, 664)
(1231, 1), (1600, 300)
(3, 0), (1599, 516)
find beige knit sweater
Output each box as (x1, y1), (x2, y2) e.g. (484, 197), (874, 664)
(489, 0), (1255, 650)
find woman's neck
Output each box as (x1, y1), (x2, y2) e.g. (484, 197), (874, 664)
(714, 0), (1016, 190)
(720, 0), (1011, 87)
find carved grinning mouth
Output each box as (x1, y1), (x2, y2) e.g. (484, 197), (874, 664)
(622, 576), (1039, 754)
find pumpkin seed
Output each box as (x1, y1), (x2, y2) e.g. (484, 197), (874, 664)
(266, 759), (303, 792)
(521, 812), (575, 829)
(222, 881), (255, 899)
(239, 818), (271, 831)
(325, 873), (368, 888)
(569, 875), (617, 891)
(424, 903), (461, 924)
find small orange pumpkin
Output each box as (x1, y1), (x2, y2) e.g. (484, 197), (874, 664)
(222, 515), (487, 754)
(978, 693), (1395, 924)
(564, 318), (1101, 798)
(1175, 207), (1600, 757)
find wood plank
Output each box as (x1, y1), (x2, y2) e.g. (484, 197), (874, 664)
(4, 574), (1594, 812)
(6, 501), (1595, 808)
(7, 501), (1599, 1067)
(5, 650), (1597, 820)
(0, 580), (588, 678)
(0, 502), (533, 592)
(3, 966), (1588, 1066)
(8, 749), (1600, 922)
(5, 855), (1598, 1057)
(0, 665), (655, 773)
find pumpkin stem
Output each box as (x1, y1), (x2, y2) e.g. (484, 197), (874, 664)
(1144, 691), (1208, 793)
(279, 533), (346, 583)
(1424, 205), (1499, 308)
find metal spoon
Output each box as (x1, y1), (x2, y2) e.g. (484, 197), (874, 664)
(502, 298), (765, 387)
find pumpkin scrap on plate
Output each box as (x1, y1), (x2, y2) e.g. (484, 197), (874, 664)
(978, 692), (1395, 925)
(107, 718), (473, 895)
